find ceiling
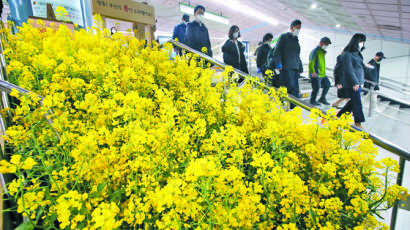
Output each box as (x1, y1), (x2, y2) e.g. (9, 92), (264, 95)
(131, 0), (410, 44)
(339, 0), (410, 42)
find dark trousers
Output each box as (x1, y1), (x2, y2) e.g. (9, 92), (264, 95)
(337, 86), (365, 123)
(310, 76), (331, 104)
(280, 69), (300, 109)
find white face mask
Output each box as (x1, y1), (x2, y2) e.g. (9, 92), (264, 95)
(233, 32), (239, 38)
(197, 14), (204, 21)
(293, 29), (301, 37)
(322, 45), (328, 50)
(359, 42), (365, 50)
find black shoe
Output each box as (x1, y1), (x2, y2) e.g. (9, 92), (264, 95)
(318, 98), (330, 105)
(311, 101), (321, 106)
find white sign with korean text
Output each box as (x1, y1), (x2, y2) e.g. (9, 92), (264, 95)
(31, 0), (84, 26)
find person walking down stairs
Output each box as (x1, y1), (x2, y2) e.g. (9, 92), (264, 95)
(363, 52), (386, 112)
(309, 37), (332, 106)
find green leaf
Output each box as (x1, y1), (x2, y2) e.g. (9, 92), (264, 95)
(110, 189), (125, 202)
(89, 192), (99, 199)
(97, 182), (106, 193)
(309, 207), (317, 225)
(15, 221), (35, 230)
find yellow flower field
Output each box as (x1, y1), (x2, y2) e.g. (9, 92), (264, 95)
(0, 19), (408, 229)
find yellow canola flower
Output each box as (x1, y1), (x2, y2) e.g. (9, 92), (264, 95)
(22, 157), (37, 170)
(0, 160), (16, 173)
(1, 18), (407, 230)
(90, 202), (122, 230)
(10, 154), (22, 165)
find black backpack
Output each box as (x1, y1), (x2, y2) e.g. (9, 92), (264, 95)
(262, 48), (278, 76)
(333, 55), (343, 86)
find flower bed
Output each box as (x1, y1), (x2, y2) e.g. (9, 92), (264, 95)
(0, 20), (408, 229)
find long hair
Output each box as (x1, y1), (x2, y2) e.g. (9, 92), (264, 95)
(228, 25), (240, 40)
(344, 33), (366, 52)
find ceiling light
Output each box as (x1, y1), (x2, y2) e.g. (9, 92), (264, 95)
(179, 3), (230, 25)
(206, 0), (279, 26)
(311, 3), (318, 9)
(336, 24), (341, 28)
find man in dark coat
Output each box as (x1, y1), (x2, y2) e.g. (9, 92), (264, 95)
(172, 14), (189, 55)
(363, 52), (385, 111)
(364, 52), (385, 92)
(172, 14), (189, 44)
(185, 5), (213, 57)
(273, 19), (303, 108)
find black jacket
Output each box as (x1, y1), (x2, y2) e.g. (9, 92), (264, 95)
(340, 51), (365, 89)
(185, 20), (213, 57)
(256, 44), (271, 68)
(222, 40), (248, 74)
(273, 32), (303, 72)
(364, 59), (380, 82)
(172, 23), (187, 44)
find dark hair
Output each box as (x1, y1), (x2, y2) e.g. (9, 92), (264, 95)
(258, 41), (263, 46)
(110, 27), (117, 35)
(343, 33), (367, 52)
(194, 5), (205, 14)
(290, 19), (302, 27)
(228, 25), (240, 39)
(182, 14), (190, 22)
(263, 33), (273, 42)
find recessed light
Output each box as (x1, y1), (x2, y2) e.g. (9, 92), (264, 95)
(311, 3), (317, 9)
(336, 24), (341, 28)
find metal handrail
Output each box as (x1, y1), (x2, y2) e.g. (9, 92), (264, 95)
(165, 39), (410, 160)
(166, 39), (409, 230)
(325, 90), (410, 125)
(299, 73), (410, 110)
(317, 67), (410, 108)
(0, 34), (407, 228)
(168, 39), (404, 230)
(324, 66), (410, 96)
(379, 77), (410, 90)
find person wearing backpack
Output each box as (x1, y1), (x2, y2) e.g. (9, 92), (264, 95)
(336, 33), (367, 129)
(332, 52), (349, 109)
(263, 47), (280, 88)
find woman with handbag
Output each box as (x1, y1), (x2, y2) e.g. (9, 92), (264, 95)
(336, 33), (367, 129)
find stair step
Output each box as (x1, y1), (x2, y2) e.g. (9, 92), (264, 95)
(364, 101), (390, 128)
(366, 103), (400, 140)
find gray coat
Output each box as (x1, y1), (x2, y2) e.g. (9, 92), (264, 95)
(340, 51), (364, 88)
